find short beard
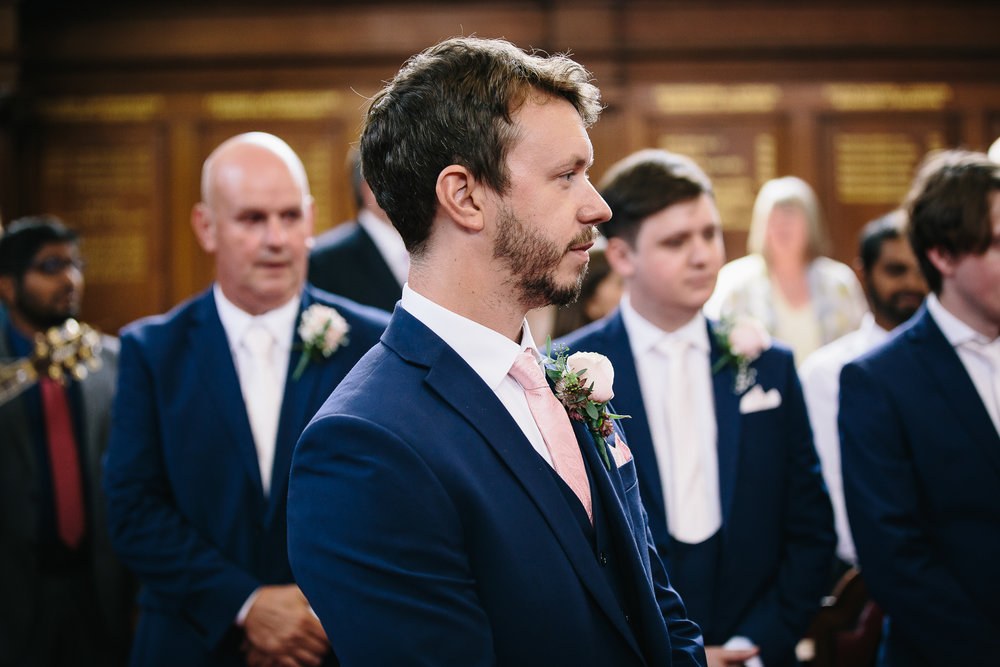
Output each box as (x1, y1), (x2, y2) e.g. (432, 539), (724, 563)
(493, 206), (593, 309)
(14, 285), (77, 331)
(867, 280), (923, 329)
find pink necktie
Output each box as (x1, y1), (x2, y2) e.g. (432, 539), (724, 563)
(40, 376), (86, 548)
(508, 350), (593, 523)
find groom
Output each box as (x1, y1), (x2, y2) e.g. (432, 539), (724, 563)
(287, 37), (706, 666)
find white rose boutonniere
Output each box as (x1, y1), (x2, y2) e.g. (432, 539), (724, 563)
(711, 316), (771, 394)
(542, 340), (629, 471)
(292, 304), (350, 381)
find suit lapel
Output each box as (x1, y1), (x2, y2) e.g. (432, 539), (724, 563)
(386, 311), (641, 655)
(908, 309), (1000, 476)
(599, 313), (668, 536)
(708, 320), (742, 524)
(187, 291), (265, 497)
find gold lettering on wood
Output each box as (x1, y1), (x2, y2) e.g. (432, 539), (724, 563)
(38, 95), (164, 122)
(204, 91), (347, 120)
(659, 131), (777, 231)
(823, 84), (953, 112)
(834, 131), (947, 205)
(653, 85), (782, 115)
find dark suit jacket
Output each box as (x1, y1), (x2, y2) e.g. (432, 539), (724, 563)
(557, 311), (834, 666)
(308, 222), (402, 313)
(287, 307), (707, 666)
(0, 329), (132, 666)
(103, 285), (389, 667)
(840, 305), (1000, 665)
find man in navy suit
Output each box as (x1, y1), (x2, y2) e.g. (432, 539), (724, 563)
(840, 149), (1000, 665)
(557, 149), (834, 666)
(287, 38), (706, 666)
(103, 132), (389, 667)
(308, 147), (406, 313)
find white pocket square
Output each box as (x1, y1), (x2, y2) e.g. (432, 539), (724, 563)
(738, 384), (782, 414)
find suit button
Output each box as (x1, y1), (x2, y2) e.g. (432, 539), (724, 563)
(624, 613), (631, 624)
(599, 552), (608, 567)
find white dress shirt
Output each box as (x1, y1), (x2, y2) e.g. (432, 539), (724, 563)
(926, 294), (1000, 434)
(213, 284), (300, 626)
(799, 313), (891, 564)
(358, 208), (409, 287)
(400, 284), (553, 466)
(619, 295), (722, 541)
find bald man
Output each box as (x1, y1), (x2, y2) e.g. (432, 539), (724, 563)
(103, 133), (390, 667)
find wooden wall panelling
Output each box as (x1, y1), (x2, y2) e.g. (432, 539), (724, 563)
(638, 80), (790, 259)
(29, 119), (169, 334)
(816, 111), (959, 266)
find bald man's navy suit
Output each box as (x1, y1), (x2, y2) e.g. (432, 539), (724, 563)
(103, 285), (389, 666)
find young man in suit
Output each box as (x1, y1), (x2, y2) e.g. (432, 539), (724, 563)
(0, 217), (132, 667)
(839, 149), (1000, 665)
(557, 149), (835, 667)
(287, 38), (706, 666)
(103, 132), (390, 667)
(308, 147), (407, 313)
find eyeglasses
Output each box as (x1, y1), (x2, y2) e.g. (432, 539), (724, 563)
(28, 257), (85, 275)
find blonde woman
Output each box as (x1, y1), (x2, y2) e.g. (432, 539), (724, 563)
(706, 176), (867, 364)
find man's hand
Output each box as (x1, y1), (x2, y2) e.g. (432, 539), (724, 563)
(705, 644), (761, 667)
(242, 585), (329, 667)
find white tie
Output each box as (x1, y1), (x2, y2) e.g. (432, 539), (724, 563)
(664, 338), (716, 544)
(243, 324), (281, 495)
(965, 338), (1000, 434)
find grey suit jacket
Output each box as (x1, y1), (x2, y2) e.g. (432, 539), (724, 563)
(0, 328), (132, 665)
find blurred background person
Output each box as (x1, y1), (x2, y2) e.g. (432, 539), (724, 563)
(799, 209), (927, 574)
(839, 148), (1000, 665)
(551, 245), (624, 339)
(707, 176), (868, 365)
(0, 216), (133, 667)
(308, 146), (407, 313)
(103, 132), (389, 667)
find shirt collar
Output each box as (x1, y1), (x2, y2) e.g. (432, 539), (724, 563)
(619, 294), (709, 355)
(400, 284), (536, 390)
(925, 292), (993, 347)
(213, 284), (301, 353)
(357, 208), (408, 284)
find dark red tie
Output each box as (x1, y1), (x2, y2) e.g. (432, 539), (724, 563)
(40, 377), (86, 548)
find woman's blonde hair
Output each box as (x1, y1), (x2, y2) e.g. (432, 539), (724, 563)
(746, 176), (828, 259)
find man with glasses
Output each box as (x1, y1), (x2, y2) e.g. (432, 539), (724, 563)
(0, 216), (133, 667)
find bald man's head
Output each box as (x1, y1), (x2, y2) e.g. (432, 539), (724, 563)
(201, 132), (311, 206)
(192, 132), (315, 315)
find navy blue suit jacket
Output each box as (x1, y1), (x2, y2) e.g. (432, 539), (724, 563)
(103, 285), (389, 666)
(840, 305), (1000, 665)
(308, 222), (402, 313)
(287, 308), (706, 666)
(557, 311), (834, 666)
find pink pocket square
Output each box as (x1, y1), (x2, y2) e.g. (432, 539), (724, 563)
(611, 433), (633, 468)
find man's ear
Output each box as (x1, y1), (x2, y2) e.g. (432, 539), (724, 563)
(191, 203), (217, 253)
(435, 165), (484, 233)
(926, 246), (957, 278)
(605, 236), (635, 279)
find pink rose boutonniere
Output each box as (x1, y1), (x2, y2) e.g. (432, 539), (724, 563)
(292, 304), (350, 381)
(542, 340), (629, 471)
(711, 316), (771, 394)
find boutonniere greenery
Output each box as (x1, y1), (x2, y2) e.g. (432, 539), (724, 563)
(711, 316), (771, 394)
(542, 340), (629, 471)
(292, 303), (350, 381)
